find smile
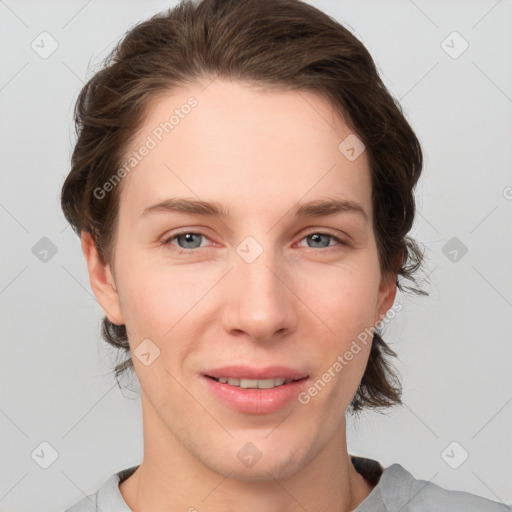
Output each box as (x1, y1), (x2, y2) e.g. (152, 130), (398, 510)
(208, 376), (298, 389)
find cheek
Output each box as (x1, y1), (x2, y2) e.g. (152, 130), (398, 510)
(297, 256), (380, 386)
(304, 271), (376, 407)
(303, 257), (381, 332)
(114, 250), (204, 337)
(115, 237), (382, 357)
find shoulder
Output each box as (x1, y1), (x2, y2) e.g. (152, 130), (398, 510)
(376, 463), (511, 512)
(64, 466), (138, 512)
(64, 492), (98, 512)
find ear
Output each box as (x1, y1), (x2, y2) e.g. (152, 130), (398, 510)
(81, 231), (124, 325)
(374, 248), (402, 323)
(374, 271), (397, 325)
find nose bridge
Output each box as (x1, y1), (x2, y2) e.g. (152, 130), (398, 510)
(223, 234), (295, 339)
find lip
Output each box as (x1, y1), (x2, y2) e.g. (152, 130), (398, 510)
(203, 365), (309, 381)
(200, 366), (310, 414)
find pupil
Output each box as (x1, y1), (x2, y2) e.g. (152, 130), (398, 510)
(180, 233), (200, 248)
(310, 233), (329, 248)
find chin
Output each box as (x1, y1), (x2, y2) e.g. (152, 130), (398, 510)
(224, 458), (304, 482)
(203, 443), (308, 482)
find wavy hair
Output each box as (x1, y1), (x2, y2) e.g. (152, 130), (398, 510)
(61, 0), (427, 414)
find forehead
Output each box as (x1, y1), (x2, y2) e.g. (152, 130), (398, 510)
(118, 78), (372, 222)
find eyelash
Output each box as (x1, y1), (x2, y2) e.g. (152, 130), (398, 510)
(161, 229), (348, 256)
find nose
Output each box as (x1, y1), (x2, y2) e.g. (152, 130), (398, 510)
(220, 242), (298, 343)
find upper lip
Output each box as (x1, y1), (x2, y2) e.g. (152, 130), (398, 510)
(203, 365), (309, 381)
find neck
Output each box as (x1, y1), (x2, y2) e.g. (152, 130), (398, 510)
(120, 393), (374, 512)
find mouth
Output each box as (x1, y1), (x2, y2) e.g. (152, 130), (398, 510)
(204, 375), (306, 389)
(201, 366), (310, 414)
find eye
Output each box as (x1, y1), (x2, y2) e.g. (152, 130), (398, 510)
(296, 230), (347, 251)
(162, 231), (211, 255)
(161, 229), (347, 256)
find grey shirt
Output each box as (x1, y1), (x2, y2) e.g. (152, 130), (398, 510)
(65, 456), (511, 511)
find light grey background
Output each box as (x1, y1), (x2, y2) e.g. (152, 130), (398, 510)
(0, 1), (511, 511)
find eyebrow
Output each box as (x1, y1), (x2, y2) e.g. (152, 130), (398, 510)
(140, 197), (368, 221)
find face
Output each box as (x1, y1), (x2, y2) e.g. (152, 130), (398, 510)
(83, 78), (396, 481)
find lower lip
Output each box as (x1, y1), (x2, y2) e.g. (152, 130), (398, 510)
(201, 375), (310, 414)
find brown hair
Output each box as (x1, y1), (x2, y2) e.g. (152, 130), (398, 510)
(61, 0), (427, 414)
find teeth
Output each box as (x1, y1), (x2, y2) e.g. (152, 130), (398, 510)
(215, 377), (292, 389)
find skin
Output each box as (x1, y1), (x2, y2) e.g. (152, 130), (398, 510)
(82, 78), (397, 512)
